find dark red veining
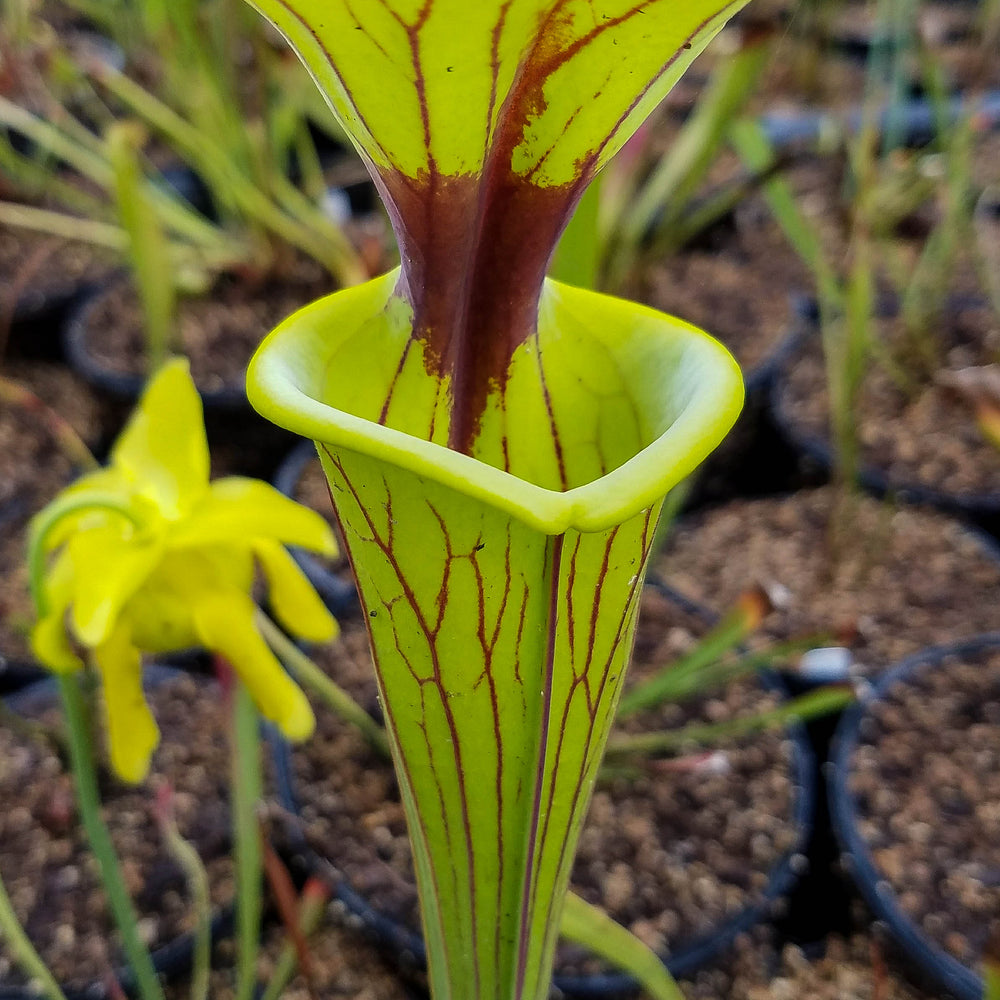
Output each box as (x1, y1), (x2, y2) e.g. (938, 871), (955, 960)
(379, 168), (579, 456)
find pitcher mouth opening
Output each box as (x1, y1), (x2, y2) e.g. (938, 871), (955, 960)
(247, 271), (743, 535)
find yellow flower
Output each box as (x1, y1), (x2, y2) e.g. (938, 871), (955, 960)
(29, 359), (337, 782)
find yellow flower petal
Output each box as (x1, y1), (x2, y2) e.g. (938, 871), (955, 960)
(32, 549), (84, 672)
(68, 530), (164, 647)
(193, 590), (315, 741)
(122, 547), (251, 653)
(111, 358), (209, 518)
(253, 539), (338, 643)
(92, 623), (160, 783)
(171, 478), (337, 555)
(32, 613), (84, 672)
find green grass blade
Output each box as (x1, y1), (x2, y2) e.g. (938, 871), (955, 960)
(560, 892), (685, 1000)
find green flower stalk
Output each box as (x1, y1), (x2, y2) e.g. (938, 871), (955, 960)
(242, 4), (749, 1000)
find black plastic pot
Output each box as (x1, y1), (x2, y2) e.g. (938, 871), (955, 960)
(770, 298), (1000, 537)
(0, 668), (235, 1000)
(7, 289), (81, 362)
(829, 634), (1000, 1000)
(63, 276), (248, 410)
(684, 293), (827, 510)
(759, 89), (1000, 150)
(0, 659), (45, 697)
(63, 278), (296, 475)
(271, 581), (817, 996)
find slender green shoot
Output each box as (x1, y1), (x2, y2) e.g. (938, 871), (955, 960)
(606, 685), (855, 758)
(231, 679), (264, 1000)
(618, 587), (771, 717)
(560, 892), (686, 1000)
(0, 202), (128, 253)
(107, 121), (178, 375)
(0, 871), (69, 1000)
(58, 673), (166, 1000)
(89, 63), (366, 286)
(154, 786), (212, 1000)
(606, 26), (773, 289)
(259, 878), (329, 1000)
(729, 119), (841, 310)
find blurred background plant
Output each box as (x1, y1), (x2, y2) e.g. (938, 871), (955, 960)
(729, 0), (1000, 524)
(549, 19), (781, 294)
(0, 0), (375, 373)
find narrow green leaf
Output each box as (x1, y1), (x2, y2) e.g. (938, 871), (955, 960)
(107, 121), (178, 373)
(606, 685), (855, 757)
(561, 892), (686, 1000)
(618, 588), (770, 716)
(0, 873), (69, 1000)
(729, 118), (841, 309)
(616, 27), (773, 255)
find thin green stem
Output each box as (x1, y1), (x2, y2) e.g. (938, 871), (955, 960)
(0, 95), (112, 185)
(108, 121), (178, 371)
(256, 611), (391, 757)
(0, 92), (237, 254)
(0, 870), (68, 1000)
(58, 674), (165, 1000)
(92, 65), (365, 285)
(232, 680), (263, 1000)
(0, 202), (128, 252)
(28, 494), (141, 615)
(259, 879), (328, 1000)
(606, 686), (854, 758)
(618, 607), (753, 717)
(158, 809), (212, 1000)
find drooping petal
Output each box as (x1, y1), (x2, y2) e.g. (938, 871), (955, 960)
(193, 589), (315, 741)
(32, 601), (84, 674)
(252, 539), (338, 643)
(111, 358), (210, 518)
(68, 529), (164, 647)
(92, 622), (160, 783)
(171, 478), (337, 555)
(32, 613), (84, 672)
(32, 548), (84, 672)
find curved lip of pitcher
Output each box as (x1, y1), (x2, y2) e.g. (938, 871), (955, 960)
(247, 275), (744, 535)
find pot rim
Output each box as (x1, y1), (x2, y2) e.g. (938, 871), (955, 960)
(770, 298), (1000, 516)
(829, 632), (1000, 1000)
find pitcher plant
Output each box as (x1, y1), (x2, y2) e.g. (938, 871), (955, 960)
(241, 4), (749, 1000)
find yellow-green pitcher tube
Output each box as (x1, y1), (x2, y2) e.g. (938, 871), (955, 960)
(247, 271), (743, 1000)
